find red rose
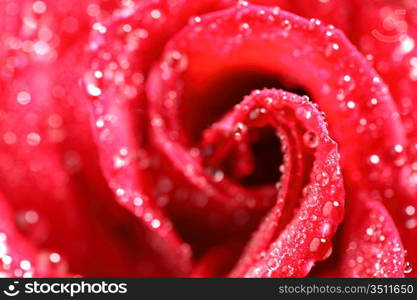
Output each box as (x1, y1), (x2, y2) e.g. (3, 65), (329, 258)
(0, 0), (416, 277)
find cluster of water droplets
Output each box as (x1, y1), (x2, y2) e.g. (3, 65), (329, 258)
(0, 229), (66, 277)
(345, 210), (406, 277)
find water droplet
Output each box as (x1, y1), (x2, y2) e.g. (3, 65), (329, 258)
(264, 97), (273, 105)
(370, 98), (378, 106)
(96, 118), (104, 128)
(150, 9), (162, 20)
(347, 101), (356, 109)
(309, 238), (321, 252)
(239, 22), (251, 34)
(17, 91), (31, 105)
(213, 170), (224, 182)
(373, 76), (381, 84)
(323, 246), (333, 259)
(32, 1), (46, 14)
(366, 227), (374, 236)
(303, 131), (319, 148)
(34, 40), (51, 56)
(24, 210), (39, 224)
(92, 22), (107, 34)
(267, 258), (278, 270)
(49, 253), (61, 263)
(316, 171), (329, 186)
(234, 122), (246, 141)
(134, 196), (143, 206)
(189, 16), (202, 25)
(237, 0), (249, 8)
(304, 185), (319, 207)
(3, 132), (17, 145)
(406, 218), (417, 229)
(151, 219), (161, 229)
(87, 83), (102, 97)
(94, 70), (103, 78)
(336, 89), (345, 101)
(116, 188), (125, 197)
(405, 205), (415, 216)
(322, 201), (333, 217)
(119, 148), (128, 156)
(36, 251), (67, 276)
(20, 260), (31, 271)
(2, 255), (12, 266)
(113, 155), (127, 169)
(165, 50), (188, 73)
(26, 133), (41, 146)
(272, 6), (280, 15)
(338, 74), (355, 93)
(282, 20), (292, 31)
(151, 116), (163, 127)
(404, 261), (413, 274)
(369, 154), (380, 164)
(308, 18), (317, 30)
(400, 36), (415, 54)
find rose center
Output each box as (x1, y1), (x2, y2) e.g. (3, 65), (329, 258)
(180, 68), (309, 188)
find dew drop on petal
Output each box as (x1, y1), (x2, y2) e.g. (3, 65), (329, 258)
(96, 118), (104, 128)
(394, 144), (404, 153)
(151, 219), (161, 229)
(406, 218), (417, 229)
(20, 260), (31, 271)
(87, 83), (102, 97)
(150, 9), (161, 19)
(17, 91), (31, 105)
(165, 51), (188, 73)
(303, 131), (319, 148)
(267, 258), (278, 270)
(213, 170), (224, 182)
(26, 133), (41, 146)
(133, 196), (143, 206)
(309, 237), (321, 252)
(366, 227), (374, 236)
(347, 101), (356, 109)
(237, 0), (249, 8)
(239, 22), (251, 34)
(32, 1), (46, 14)
(405, 205), (415, 216)
(116, 188), (125, 197)
(404, 261), (413, 274)
(316, 171), (330, 186)
(94, 70), (103, 79)
(49, 253), (61, 264)
(369, 154), (380, 164)
(322, 201), (333, 217)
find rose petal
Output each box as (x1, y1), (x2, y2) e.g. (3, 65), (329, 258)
(213, 90), (345, 277)
(0, 0), (182, 276)
(147, 13), (346, 274)
(340, 199), (405, 277)
(145, 4), (409, 276)
(347, 0), (417, 277)
(84, 0), (235, 276)
(256, 0), (417, 277)
(191, 241), (244, 277)
(0, 193), (68, 277)
(149, 50), (345, 277)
